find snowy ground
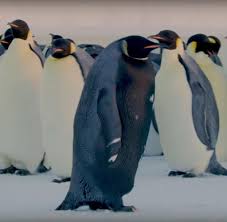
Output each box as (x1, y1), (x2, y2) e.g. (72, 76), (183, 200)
(1, 157), (227, 222)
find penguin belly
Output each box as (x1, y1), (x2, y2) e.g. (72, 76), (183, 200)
(155, 59), (213, 174)
(188, 52), (227, 162)
(0, 39), (44, 173)
(41, 56), (84, 177)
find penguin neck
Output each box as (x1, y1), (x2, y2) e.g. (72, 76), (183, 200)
(161, 38), (185, 64)
(186, 44), (212, 67)
(27, 31), (34, 44)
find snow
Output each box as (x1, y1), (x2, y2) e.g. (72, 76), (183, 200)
(1, 157), (227, 221)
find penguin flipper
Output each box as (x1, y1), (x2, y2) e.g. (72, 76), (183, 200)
(97, 87), (122, 159)
(178, 54), (219, 150)
(72, 47), (95, 80)
(29, 42), (45, 67)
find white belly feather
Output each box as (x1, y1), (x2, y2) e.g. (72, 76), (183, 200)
(155, 53), (213, 173)
(41, 55), (84, 177)
(0, 39), (44, 173)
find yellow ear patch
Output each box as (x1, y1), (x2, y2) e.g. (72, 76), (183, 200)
(70, 42), (76, 54)
(187, 41), (197, 53)
(176, 38), (183, 48)
(208, 37), (216, 44)
(121, 40), (129, 56)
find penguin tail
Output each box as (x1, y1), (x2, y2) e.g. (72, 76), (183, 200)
(56, 191), (80, 210)
(207, 152), (227, 176)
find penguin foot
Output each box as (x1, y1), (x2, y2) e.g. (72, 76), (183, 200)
(0, 165), (17, 174)
(56, 192), (80, 210)
(15, 169), (30, 176)
(89, 202), (107, 210)
(168, 171), (186, 176)
(182, 172), (196, 178)
(89, 202), (136, 212)
(52, 177), (71, 183)
(117, 205), (137, 212)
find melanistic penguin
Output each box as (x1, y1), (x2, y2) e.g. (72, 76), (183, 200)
(43, 33), (63, 58)
(0, 19), (46, 175)
(150, 30), (227, 177)
(41, 38), (94, 183)
(56, 36), (159, 212)
(187, 34), (227, 162)
(78, 44), (104, 59)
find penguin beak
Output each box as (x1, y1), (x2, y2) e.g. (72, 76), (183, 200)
(52, 48), (64, 53)
(0, 39), (8, 44)
(207, 51), (223, 66)
(148, 35), (167, 42)
(8, 22), (19, 28)
(49, 33), (54, 37)
(144, 43), (160, 49)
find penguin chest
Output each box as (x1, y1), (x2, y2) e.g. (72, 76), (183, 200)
(41, 56), (84, 177)
(155, 62), (212, 173)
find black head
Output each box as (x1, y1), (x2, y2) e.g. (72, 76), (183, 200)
(49, 33), (63, 43)
(188, 34), (223, 66)
(208, 36), (221, 54)
(149, 30), (180, 50)
(187, 34), (211, 55)
(121, 36), (159, 60)
(51, 38), (76, 59)
(0, 28), (14, 49)
(8, 19), (30, 40)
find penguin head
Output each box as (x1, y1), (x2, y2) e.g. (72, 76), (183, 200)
(0, 28), (14, 49)
(187, 34), (222, 66)
(149, 30), (181, 50)
(187, 34), (211, 55)
(121, 36), (160, 61)
(207, 36), (221, 54)
(51, 38), (76, 59)
(49, 33), (63, 43)
(8, 19), (30, 40)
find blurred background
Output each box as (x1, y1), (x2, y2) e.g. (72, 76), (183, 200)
(0, 0), (226, 45)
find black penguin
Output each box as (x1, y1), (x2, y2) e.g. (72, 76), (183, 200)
(78, 44), (104, 59)
(56, 36), (159, 212)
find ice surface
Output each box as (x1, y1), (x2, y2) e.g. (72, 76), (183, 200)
(1, 157), (227, 222)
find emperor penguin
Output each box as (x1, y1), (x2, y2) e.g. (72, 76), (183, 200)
(56, 36), (159, 212)
(150, 30), (227, 177)
(0, 19), (46, 175)
(43, 33), (63, 58)
(187, 34), (227, 162)
(41, 38), (92, 182)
